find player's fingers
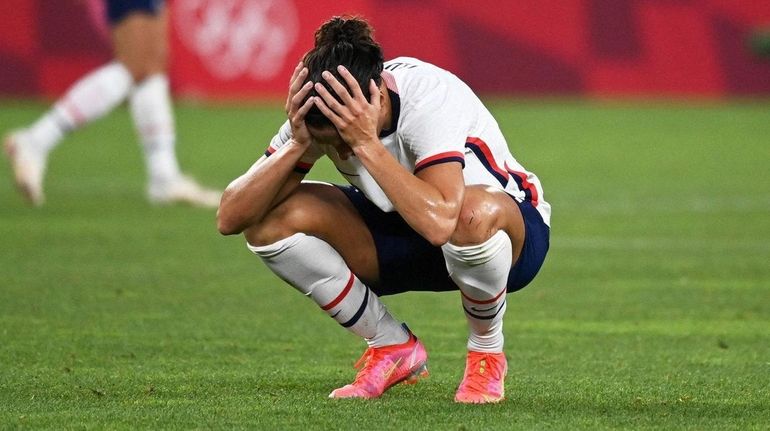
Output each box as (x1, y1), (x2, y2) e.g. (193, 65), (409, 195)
(289, 68), (308, 95)
(322, 70), (355, 105)
(289, 61), (303, 86)
(337, 65), (365, 101)
(313, 97), (346, 130)
(369, 79), (381, 109)
(314, 82), (351, 119)
(295, 96), (316, 120)
(287, 80), (312, 116)
(290, 81), (313, 110)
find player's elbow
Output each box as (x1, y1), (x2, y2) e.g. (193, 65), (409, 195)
(425, 232), (451, 247)
(419, 207), (461, 246)
(216, 218), (240, 236)
(216, 208), (244, 236)
(421, 221), (456, 247)
(216, 187), (246, 235)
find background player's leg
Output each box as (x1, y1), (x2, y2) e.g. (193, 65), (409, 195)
(4, 62), (133, 205)
(18, 61), (133, 153)
(117, 9), (176, 189)
(129, 74), (180, 191)
(117, 9), (220, 207)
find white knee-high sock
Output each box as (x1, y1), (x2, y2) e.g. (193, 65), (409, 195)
(247, 233), (409, 348)
(442, 230), (513, 353)
(129, 74), (181, 186)
(22, 61), (133, 155)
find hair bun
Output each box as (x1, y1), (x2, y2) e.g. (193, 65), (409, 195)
(315, 16), (374, 47)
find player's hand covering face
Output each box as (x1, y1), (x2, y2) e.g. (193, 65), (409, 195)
(313, 65), (382, 150)
(285, 61), (316, 148)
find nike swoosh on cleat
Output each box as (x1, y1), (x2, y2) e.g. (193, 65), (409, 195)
(382, 357), (403, 380)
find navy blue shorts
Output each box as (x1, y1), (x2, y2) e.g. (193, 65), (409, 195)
(336, 185), (550, 297)
(106, 0), (165, 25)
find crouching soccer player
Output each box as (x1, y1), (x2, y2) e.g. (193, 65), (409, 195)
(4, 0), (220, 207)
(217, 16), (550, 403)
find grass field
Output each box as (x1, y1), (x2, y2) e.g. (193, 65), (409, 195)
(1, 99), (769, 430)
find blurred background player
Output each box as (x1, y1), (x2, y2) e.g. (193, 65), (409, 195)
(217, 17), (550, 403)
(3, 0), (220, 207)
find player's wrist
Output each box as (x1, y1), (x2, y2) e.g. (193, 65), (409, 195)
(352, 138), (385, 160)
(287, 137), (311, 150)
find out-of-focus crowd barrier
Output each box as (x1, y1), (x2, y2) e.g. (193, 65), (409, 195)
(2, 0), (769, 99)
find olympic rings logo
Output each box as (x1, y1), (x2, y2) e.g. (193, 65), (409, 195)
(174, 0), (299, 81)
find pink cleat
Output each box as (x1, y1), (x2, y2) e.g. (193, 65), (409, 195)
(329, 331), (428, 399)
(454, 351), (508, 404)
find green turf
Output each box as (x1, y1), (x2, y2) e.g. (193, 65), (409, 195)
(1, 99), (768, 430)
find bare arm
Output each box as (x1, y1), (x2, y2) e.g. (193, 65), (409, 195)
(354, 144), (463, 245)
(217, 62), (316, 235)
(216, 145), (306, 235)
(314, 67), (464, 245)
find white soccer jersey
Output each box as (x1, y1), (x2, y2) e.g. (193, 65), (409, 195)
(265, 57), (551, 226)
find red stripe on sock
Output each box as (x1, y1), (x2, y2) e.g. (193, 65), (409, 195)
(321, 271), (355, 311)
(461, 286), (507, 305)
(63, 100), (85, 126)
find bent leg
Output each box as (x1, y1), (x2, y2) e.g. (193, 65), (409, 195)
(442, 185), (525, 352)
(114, 8), (219, 206)
(443, 185), (525, 403)
(245, 182), (380, 282)
(18, 7), (169, 156)
(5, 58), (133, 205)
(9, 61), (133, 156)
(244, 182), (407, 347)
(4, 4), (170, 206)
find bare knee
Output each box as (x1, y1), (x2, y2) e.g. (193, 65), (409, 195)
(112, 13), (168, 82)
(450, 186), (524, 247)
(242, 183), (345, 247)
(115, 44), (167, 82)
(243, 198), (312, 247)
(121, 58), (166, 82)
(451, 193), (500, 246)
(241, 183), (379, 281)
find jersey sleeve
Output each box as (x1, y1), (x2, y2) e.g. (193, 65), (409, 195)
(264, 121), (324, 174)
(398, 74), (468, 174)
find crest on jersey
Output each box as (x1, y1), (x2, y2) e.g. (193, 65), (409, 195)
(174, 0), (299, 81)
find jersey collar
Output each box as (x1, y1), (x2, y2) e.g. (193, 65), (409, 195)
(379, 89), (400, 138)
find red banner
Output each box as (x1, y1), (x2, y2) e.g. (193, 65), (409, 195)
(2, 0), (769, 98)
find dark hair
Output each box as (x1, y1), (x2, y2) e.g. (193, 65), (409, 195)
(302, 16), (384, 129)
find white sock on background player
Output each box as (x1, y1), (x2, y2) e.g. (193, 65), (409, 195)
(129, 73), (181, 187)
(129, 73), (220, 207)
(247, 233), (409, 348)
(442, 230), (513, 353)
(20, 61), (134, 157)
(6, 62), (220, 207)
(4, 61), (133, 205)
